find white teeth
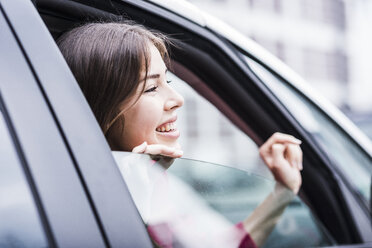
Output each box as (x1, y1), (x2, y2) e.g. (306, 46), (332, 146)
(156, 122), (176, 132)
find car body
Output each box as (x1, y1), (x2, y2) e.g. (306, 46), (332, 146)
(347, 112), (372, 141)
(0, 0), (371, 247)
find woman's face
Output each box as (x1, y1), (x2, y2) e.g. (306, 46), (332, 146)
(109, 44), (184, 151)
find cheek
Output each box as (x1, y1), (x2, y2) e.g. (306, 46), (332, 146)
(125, 99), (163, 144)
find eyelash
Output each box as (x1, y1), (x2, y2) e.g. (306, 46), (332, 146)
(144, 86), (157, 93)
(144, 80), (172, 93)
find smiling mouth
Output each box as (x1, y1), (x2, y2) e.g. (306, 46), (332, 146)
(156, 121), (177, 132)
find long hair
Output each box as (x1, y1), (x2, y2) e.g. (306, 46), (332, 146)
(57, 22), (170, 141)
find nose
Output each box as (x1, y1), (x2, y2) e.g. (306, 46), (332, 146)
(164, 85), (184, 111)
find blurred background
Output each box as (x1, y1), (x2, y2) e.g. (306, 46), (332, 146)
(170, 0), (372, 172)
(186, 0), (372, 139)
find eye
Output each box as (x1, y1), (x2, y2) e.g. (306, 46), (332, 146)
(144, 86), (158, 93)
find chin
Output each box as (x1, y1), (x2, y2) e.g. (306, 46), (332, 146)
(172, 142), (181, 150)
(154, 133), (181, 149)
(159, 140), (181, 149)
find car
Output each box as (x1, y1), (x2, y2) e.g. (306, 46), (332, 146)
(347, 112), (372, 141)
(1, 0), (372, 247)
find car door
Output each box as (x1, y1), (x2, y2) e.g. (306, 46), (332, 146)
(0, 0), (152, 247)
(0, 1), (106, 247)
(30, 0), (372, 246)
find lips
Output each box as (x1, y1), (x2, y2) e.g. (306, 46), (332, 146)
(155, 116), (180, 138)
(156, 116), (177, 132)
(156, 121), (176, 132)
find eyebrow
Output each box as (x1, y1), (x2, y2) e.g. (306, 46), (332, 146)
(146, 74), (160, 79)
(141, 69), (168, 82)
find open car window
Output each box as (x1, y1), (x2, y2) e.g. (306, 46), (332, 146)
(166, 71), (272, 178)
(245, 56), (372, 211)
(113, 67), (337, 247)
(113, 152), (334, 248)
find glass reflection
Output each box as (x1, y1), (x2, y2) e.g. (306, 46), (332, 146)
(113, 152), (333, 247)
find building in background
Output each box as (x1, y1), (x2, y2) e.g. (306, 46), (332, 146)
(188, 0), (372, 115)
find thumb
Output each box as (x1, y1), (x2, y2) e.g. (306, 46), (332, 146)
(132, 141), (147, 153)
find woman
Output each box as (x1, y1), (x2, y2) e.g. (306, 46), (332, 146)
(57, 22), (303, 247)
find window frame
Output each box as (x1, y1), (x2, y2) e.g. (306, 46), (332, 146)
(240, 54), (372, 242)
(0, 96), (50, 247)
(245, 55), (372, 209)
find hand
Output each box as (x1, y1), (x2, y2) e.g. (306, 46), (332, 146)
(132, 141), (183, 158)
(259, 132), (303, 194)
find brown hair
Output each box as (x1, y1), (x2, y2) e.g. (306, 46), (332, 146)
(57, 22), (169, 143)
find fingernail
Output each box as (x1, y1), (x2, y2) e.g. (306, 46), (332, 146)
(174, 150), (183, 157)
(297, 162), (303, 170)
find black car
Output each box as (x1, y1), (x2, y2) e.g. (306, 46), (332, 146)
(1, 0), (371, 247)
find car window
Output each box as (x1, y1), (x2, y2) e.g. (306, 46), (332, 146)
(113, 152), (334, 247)
(245, 56), (372, 210)
(0, 107), (49, 247)
(167, 72), (273, 178)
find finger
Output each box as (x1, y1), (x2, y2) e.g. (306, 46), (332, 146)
(298, 161), (303, 171)
(287, 144), (303, 170)
(145, 144), (183, 158)
(285, 144), (299, 169)
(132, 141), (147, 153)
(261, 132), (301, 154)
(294, 145), (303, 170)
(171, 150), (183, 158)
(271, 143), (286, 169)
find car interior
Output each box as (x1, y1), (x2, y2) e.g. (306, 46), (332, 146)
(31, 0), (367, 245)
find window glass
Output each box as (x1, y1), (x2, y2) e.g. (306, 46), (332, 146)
(0, 108), (48, 247)
(113, 152), (334, 247)
(245, 56), (372, 208)
(168, 72), (272, 178)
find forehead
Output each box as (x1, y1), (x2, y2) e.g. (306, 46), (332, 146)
(148, 43), (167, 73)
